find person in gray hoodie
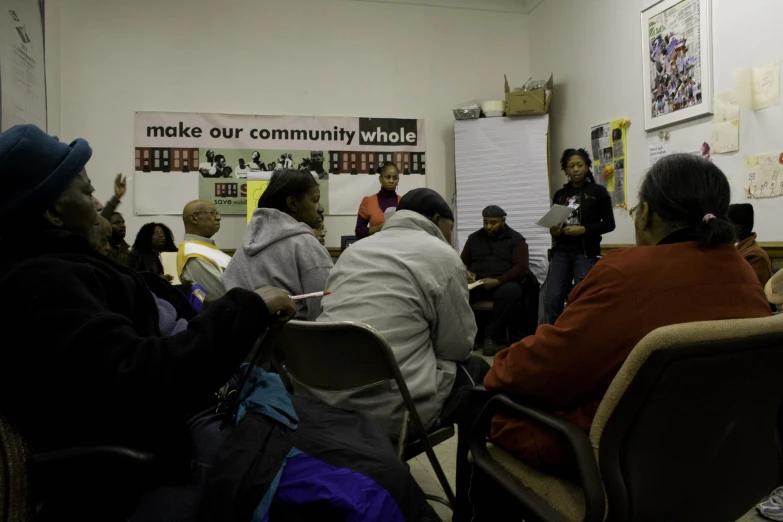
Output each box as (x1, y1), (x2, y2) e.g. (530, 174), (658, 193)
(223, 169), (332, 321)
(313, 188), (487, 439)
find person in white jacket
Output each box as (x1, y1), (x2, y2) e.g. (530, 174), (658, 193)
(314, 188), (487, 438)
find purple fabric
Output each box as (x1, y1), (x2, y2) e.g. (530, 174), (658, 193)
(152, 293), (188, 336)
(261, 452), (407, 522)
(376, 188), (399, 212)
(355, 188), (399, 238)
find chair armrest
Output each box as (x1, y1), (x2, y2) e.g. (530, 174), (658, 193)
(470, 394), (605, 522)
(30, 446), (156, 493)
(30, 446), (155, 467)
(29, 447), (158, 520)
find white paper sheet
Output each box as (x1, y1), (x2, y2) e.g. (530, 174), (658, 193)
(0, 0), (46, 130)
(732, 68), (753, 111)
(745, 152), (783, 199)
(535, 204), (573, 228)
(648, 142), (669, 167)
(711, 91), (740, 154)
(752, 62), (780, 111)
(468, 280), (485, 291)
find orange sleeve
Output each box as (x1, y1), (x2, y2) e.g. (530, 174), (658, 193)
(358, 196), (371, 220)
(484, 264), (641, 409)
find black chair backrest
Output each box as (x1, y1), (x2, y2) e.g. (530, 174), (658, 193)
(273, 320), (401, 393)
(599, 329), (783, 522)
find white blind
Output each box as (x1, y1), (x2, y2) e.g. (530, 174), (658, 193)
(454, 116), (551, 284)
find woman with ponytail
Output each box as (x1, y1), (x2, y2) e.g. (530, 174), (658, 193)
(472, 154), (771, 498)
(545, 148), (615, 324)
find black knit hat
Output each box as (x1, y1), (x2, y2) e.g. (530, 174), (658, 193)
(0, 124), (92, 220)
(397, 188), (454, 220)
(482, 205), (506, 218)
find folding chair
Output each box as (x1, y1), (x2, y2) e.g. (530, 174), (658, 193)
(272, 320), (456, 508)
(469, 314), (783, 522)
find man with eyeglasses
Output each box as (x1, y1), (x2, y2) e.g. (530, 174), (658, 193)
(178, 200), (231, 297)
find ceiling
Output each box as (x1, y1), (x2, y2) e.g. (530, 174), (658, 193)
(348, 0), (546, 14)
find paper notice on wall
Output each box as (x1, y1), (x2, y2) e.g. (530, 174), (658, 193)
(745, 152), (783, 199)
(590, 119), (628, 206)
(648, 142), (669, 166)
(0, 1), (47, 130)
(732, 68), (753, 111)
(710, 92), (739, 154)
(752, 62), (780, 111)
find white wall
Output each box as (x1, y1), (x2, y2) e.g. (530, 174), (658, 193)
(55, 0), (529, 248)
(528, 0), (783, 244)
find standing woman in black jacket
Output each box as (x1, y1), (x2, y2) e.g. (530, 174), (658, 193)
(545, 148), (615, 324)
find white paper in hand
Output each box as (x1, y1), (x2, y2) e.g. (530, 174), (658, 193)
(535, 204), (572, 228)
(468, 280), (485, 290)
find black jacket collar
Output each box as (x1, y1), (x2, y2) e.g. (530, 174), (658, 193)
(657, 228), (700, 245)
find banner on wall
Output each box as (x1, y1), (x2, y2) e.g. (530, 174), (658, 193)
(133, 112), (427, 216)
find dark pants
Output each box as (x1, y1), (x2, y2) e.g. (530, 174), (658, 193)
(472, 283), (524, 344)
(439, 355), (491, 428)
(457, 465), (529, 522)
(438, 356), (492, 522)
(544, 249), (598, 325)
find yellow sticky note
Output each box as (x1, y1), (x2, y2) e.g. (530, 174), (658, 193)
(247, 181), (269, 223)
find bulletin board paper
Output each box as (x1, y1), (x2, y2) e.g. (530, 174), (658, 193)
(745, 152), (783, 199)
(134, 112), (426, 217)
(590, 119), (628, 207)
(710, 92), (739, 154)
(752, 62), (780, 111)
(0, 0), (47, 131)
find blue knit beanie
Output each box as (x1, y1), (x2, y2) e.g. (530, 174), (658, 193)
(0, 124), (92, 220)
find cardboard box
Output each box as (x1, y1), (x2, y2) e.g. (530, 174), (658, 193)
(505, 74), (553, 116)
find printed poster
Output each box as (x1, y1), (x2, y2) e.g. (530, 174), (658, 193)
(133, 112), (426, 216)
(745, 152), (783, 199)
(647, 0), (704, 121)
(590, 119), (628, 207)
(0, 0), (46, 131)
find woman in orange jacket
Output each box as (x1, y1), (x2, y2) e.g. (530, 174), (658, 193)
(355, 162), (401, 239)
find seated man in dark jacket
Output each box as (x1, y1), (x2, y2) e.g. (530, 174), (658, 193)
(0, 124), (438, 522)
(461, 205), (532, 356)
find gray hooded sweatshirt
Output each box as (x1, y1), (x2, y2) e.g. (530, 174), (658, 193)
(222, 208), (333, 321)
(311, 210), (477, 437)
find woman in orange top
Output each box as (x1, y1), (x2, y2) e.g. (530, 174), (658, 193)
(355, 162), (401, 239)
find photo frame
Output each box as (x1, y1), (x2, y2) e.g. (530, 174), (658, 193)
(641, 0), (713, 131)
